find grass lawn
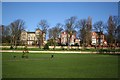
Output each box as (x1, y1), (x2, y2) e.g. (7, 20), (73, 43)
(2, 52), (119, 78)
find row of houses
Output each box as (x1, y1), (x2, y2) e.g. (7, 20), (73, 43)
(20, 29), (107, 46)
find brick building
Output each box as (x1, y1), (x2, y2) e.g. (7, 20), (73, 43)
(60, 31), (80, 45)
(91, 32), (107, 46)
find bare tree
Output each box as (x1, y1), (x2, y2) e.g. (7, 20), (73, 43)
(112, 16), (120, 47)
(107, 16), (115, 47)
(38, 20), (49, 39)
(116, 25), (120, 47)
(93, 21), (104, 33)
(65, 16), (77, 50)
(55, 23), (63, 38)
(0, 25), (2, 46)
(48, 28), (53, 39)
(77, 19), (87, 48)
(9, 19), (25, 48)
(77, 17), (92, 48)
(48, 23), (63, 49)
(106, 16), (120, 48)
(38, 20), (49, 46)
(1, 25), (11, 45)
(86, 17), (92, 46)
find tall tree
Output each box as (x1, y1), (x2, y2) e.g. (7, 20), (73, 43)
(65, 16), (77, 50)
(0, 25), (2, 45)
(86, 17), (92, 46)
(77, 19), (87, 47)
(112, 16), (120, 47)
(38, 20), (49, 40)
(77, 17), (92, 47)
(55, 23), (63, 39)
(116, 25), (120, 46)
(48, 23), (63, 49)
(48, 28), (53, 39)
(1, 25), (11, 44)
(106, 16), (120, 47)
(10, 19), (25, 48)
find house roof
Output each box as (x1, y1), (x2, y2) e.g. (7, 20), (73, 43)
(96, 32), (104, 35)
(92, 32), (104, 35)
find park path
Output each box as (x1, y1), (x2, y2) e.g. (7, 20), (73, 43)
(0, 50), (96, 53)
(0, 50), (120, 54)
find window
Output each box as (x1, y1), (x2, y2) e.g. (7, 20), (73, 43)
(28, 37), (30, 40)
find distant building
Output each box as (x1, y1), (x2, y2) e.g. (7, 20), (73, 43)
(20, 29), (45, 45)
(60, 31), (80, 45)
(60, 31), (68, 45)
(91, 32), (107, 46)
(75, 38), (80, 45)
(70, 34), (76, 45)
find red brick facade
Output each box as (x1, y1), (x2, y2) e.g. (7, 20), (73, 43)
(60, 31), (80, 45)
(91, 32), (107, 46)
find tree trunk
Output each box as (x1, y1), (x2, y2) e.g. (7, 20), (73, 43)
(53, 39), (56, 50)
(15, 40), (17, 49)
(67, 33), (70, 50)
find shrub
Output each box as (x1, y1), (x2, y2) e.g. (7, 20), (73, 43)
(10, 46), (13, 49)
(44, 43), (49, 50)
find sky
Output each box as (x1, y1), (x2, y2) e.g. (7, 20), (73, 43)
(2, 2), (118, 32)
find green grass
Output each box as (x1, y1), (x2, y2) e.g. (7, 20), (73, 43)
(2, 52), (118, 78)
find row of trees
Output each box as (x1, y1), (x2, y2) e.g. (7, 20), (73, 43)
(1, 19), (25, 48)
(1, 15), (120, 49)
(47, 16), (92, 49)
(47, 16), (120, 49)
